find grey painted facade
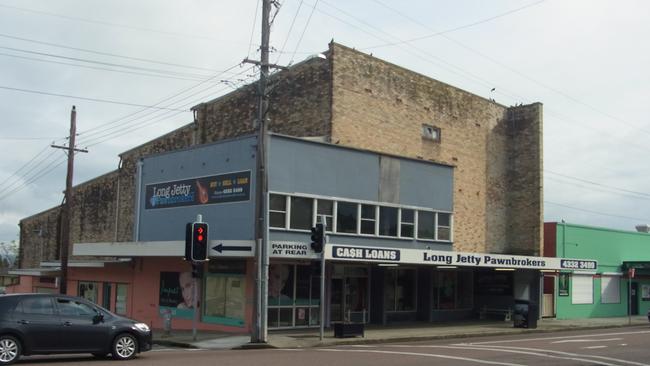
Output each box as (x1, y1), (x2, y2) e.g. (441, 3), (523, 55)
(138, 136), (257, 242)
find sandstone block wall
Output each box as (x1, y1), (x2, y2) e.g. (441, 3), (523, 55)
(329, 43), (542, 255)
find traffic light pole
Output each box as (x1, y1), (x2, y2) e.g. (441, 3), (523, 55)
(319, 218), (327, 341)
(192, 214), (203, 341)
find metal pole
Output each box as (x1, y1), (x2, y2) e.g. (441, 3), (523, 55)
(320, 216), (327, 341)
(252, 0), (271, 344)
(628, 273), (632, 325)
(192, 273), (198, 341)
(193, 213), (203, 341)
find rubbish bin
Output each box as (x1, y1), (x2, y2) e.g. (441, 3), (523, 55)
(513, 300), (538, 329)
(527, 302), (538, 329)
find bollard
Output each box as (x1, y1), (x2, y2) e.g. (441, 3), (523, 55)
(162, 309), (172, 335)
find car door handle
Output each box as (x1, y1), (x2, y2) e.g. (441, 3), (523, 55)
(17, 320), (29, 325)
(63, 321), (72, 326)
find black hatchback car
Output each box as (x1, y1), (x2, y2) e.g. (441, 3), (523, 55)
(0, 293), (152, 365)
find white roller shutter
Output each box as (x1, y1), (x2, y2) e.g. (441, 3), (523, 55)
(601, 276), (620, 304)
(572, 274), (593, 304)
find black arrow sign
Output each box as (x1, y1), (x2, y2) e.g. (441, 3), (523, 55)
(212, 243), (253, 253)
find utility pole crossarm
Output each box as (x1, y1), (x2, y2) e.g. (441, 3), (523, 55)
(242, 58), (289, 71)
(51, 144), (89, 153)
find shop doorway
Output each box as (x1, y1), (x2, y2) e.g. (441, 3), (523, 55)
(331, 265), (369, 323)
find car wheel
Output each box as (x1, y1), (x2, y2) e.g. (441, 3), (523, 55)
(0, 335), (20, 365)
(111, 333), (138, 361)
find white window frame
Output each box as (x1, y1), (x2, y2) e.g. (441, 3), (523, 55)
(360, 204), (377, 236)
(267, 191), (453, 243)
(269, 194), (289, 229)
(600, 275), (621, 304)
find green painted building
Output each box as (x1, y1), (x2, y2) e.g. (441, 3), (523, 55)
(545, 222), (650, 319)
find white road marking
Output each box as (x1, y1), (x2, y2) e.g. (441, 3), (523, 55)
(274, 349), (305, 351)
(583, 346), (608, 349)
(379, 345), (620, 366)
(319, 348), (525, 366)
(457, 329), (650, 345)
(552, 338), (622, 344)
(621, 344), (628, 346)
(468, 345), (650, 366)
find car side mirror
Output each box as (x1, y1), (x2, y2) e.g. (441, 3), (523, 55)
(93, 313), (104, 324)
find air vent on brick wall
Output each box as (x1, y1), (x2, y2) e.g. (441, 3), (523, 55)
(422, 124), (441, 142)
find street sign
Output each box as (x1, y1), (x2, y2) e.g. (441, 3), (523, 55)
(209, 240), (255, 257)
(629, 268), (635, 278)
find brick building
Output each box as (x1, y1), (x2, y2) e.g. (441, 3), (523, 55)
(11, 42), (548, 332)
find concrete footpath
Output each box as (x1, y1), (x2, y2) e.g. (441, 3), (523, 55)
(153, 316), (649, 350)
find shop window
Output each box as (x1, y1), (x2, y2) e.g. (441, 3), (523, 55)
(270, 194), (287, 228)
(601, 276), (620, 304)
(102, 283), (112, 311)
(417, 211), (435, 240)
(317, 199), (333, 231)
(457, 271), (473, 309)
(437, 213), (451, 241)
(337, 202), (358, 234)
(290, 196), (313, 230)
(360, 204), (376, 235)
(115, 284), (128, 315)
(385, 268), (416, 311)
(436, 271), (456, 309)
(204, 260), (247, 327)
(379, 206), (398, 237)
(400, 209), (414, 238)
(78, 281), (98, 304)
(268, 263), (320, 328)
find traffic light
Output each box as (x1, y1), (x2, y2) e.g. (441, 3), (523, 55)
(190, 222), (209, 261)
(310, 223), (324, 253)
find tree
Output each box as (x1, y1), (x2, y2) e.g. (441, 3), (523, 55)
(0, 240), (18, 272)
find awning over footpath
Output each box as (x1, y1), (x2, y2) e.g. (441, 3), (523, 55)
(622, 261), (650, 276)
(8, 259), (131, 277)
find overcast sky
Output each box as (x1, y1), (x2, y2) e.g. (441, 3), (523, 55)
(1, 0), (649, 244)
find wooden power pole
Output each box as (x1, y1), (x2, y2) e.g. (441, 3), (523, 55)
(51, 106), (87, 294)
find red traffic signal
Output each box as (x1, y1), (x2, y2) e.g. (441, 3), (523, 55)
(190, 222), (209, 261)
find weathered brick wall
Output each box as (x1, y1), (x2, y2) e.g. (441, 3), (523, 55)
(19, 207), (61, 268)
(329, 43), (542, 255)
(195, 55), (331, 143)
(504, 104), (543, 255)
(19, 55), (332, 265)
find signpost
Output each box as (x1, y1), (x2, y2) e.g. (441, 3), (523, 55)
(629, 268), (635, 325)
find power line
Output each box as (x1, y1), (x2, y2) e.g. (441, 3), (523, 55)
(0, 3), (223, 43)
(546, 170), (650, 198)
(290, 0), (318, 64)
(0, 85), (190, 111)
(364, 0), (545, 50)
(248, 0), (261, 58)
(546, 176), (650, 201)
(274, 0), (303, 64)
(0, 51), (224, 83)
(545, 201), (649, 223)
(367, 0), (650, 137)
(76, 65), (255, 143)
(0, 32), (223, 73)
(0, 45), (215, 80)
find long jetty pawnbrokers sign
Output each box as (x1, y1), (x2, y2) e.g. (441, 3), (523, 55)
(326, 245), (597, 271)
